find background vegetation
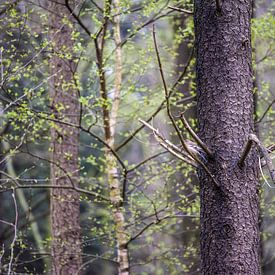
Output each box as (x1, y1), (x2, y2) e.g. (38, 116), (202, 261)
(0, 0), (274, 274)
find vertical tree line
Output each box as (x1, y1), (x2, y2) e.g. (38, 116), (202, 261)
(49, 1), (82, 273)
(195, 1), (260, 273)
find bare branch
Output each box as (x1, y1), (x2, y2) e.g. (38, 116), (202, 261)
(128, 151), (168, 173)
(7, 189), (18, 275)
(267, 144), (275, 153)
(176, 95), (196, 105)
(153, 25), (188, 153)
(180, 113), (213, 157)
(239, 139), (253, 167)
(65, 0), (92, 37)
(0, 184), (109, 202)
(139, 119), (197, 167)
(167, 6), (193, 14)
(115, 46), (194, 151)
(152, 25), (219, 187)
(89, 0), (104, 13)
(256, 45), (274, 64)
(239, 134), (275, 183)
(256, 99), (275, 124)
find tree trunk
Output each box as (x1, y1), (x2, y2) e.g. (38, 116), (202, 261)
(194, 1), (260, 274)
(103, 0), (130, 273)
(49, 1), (82, 274)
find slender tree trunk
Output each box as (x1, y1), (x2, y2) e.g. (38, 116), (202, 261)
(49, 1), (82, 274)
(105, 1), (129, 273)
(194, 1), (260, 274)
(96, 0), (129, 273)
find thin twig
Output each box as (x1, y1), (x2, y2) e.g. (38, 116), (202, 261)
(0, 47), (3, 86)
(152, 25), (219, 187)
(90, 0), (104, 13)
(29, 110), (127, 172)
(65, 0), (91, 36)
(128, 151), (168, 173)
(115, 46), (194, 151)
(176, 95), (196, 105)
(0, 219), (14, 227)
(257, 99), (275, 123)
(153, 24), (189, 152)
(0, 0), (20, 17)
(180, 113), (213, 157)
(139, 119), (196, 167)
(0, 121), (31, 166)
(167, 6), (193, 14)
(7, 189), (18, 275)
(2, 139), (48, 265)
(0, 184), (109, 202)
(256, 45), (274, 64)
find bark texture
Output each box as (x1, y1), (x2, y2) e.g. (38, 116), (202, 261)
(49, 1), (82, 274)
(194, 1), (260, 274)
(104, 1), (129, 273)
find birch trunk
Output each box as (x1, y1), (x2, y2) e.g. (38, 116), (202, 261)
(102, 0), (129, 273)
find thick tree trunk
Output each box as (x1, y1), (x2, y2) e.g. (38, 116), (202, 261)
(49, 1), (82, 274)
(194, 1), (260, 274)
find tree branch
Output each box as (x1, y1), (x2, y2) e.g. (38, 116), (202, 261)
(139, 119), (197, 167)
(65, 0), (92, 36)
(152, 25), (219, 187)
(239, 139), (253, 167)
(180, 113), (213, 157)
(256, 99), (275, 124)
(115, 46), (194, 151)
(0, 184), (109, 202)
(239, 134), (275, 183)
(0, 0), (21, 17)
(89, 0), (104, 13)
(167, 6), (193, 14)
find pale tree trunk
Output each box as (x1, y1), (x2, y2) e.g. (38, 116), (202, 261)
(100, 0), (129, 274)
(194, 1), (260, 274)
(108, 0), (129, 273)
(49, 1), (82, 274)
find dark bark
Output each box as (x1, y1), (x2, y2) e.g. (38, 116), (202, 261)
(49, 1), (82, 274)
(194, 1), (260, 274)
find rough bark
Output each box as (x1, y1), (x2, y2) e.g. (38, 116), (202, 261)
(194, 1), (260, 274)
(49, 1), (82, 274)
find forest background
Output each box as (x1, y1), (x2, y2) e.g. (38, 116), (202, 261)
(0, 0), (275, 274)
